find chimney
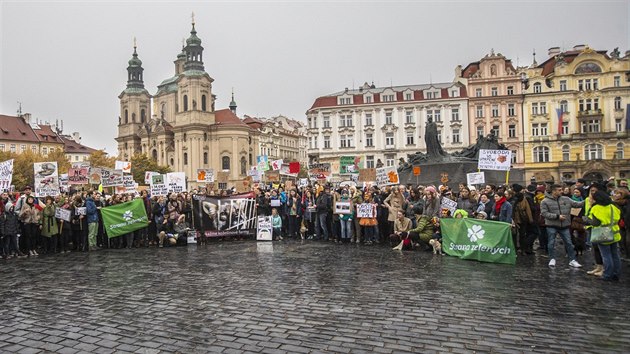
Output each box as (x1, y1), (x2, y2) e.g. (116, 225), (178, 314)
(23, 112), (32, 124)
(573, 44), (586, 51)
(548, 47), (561, 57)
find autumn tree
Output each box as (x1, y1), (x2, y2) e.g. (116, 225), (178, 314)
(130, 153), (170, 184)
(87, 150), (115, 169)
(0, 150), (71, 191)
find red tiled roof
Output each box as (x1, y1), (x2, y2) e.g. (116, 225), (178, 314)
(62, 136), (98, 154)
(538, 50), (608, 76)
(33, 124), (63, 144)
(461, 62), (480, 78)
(0, 114), (39, 143)
(309, 96), (337, 110)
(215, 109), (247, 126)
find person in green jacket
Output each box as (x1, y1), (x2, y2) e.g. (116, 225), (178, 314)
(408, 205), (434, 250)
(585, 190), (622, 281)
(40, 196), (59, 254)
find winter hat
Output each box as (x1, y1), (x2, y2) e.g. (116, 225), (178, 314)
(512, 184), (523, 193)
(425, 186), (437, 194)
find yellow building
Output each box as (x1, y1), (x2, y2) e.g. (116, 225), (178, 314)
(521, 45), (630, 184)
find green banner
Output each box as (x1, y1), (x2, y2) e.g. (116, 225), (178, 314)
(101, 199), (149, 238)
(440, 218), (516, 265)
(340, 156), (362, 174)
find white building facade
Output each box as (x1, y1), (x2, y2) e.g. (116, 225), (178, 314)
(306, 82), (469, 171)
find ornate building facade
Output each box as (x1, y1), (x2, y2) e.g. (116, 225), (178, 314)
(457, 50), (525, 169)
(306, 82), (469, 173)
(520, 45), (630, 183)
(115, 22), (260, 185)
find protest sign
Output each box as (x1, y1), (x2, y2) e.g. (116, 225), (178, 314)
(150, 176), (168, 196)
(280, 164), (297, 177)
(356, 203), (375, 218)
(115, 160), (132, 173)
(358, 168), (376, 182)
(266, 170), (280, 182)
(440, 218), (516, 265)
(59, 174), (69, 193)
(101, 199), (149, 238)
(89, 167), (102, 185)
(217, 171), (230, 183)
(55, 208), (72, 222)
(271, 159), (283, 171)
(334, 201), (352, 214)
(289, 162), (300, 174)
(308, 163), (331, 180)
(441, 197), (458, 214)
(192, 193), (257, 238)
(68, 166), (89, 185)
(284, 180), (293, 191)
(197, 169), (215, 183)
(34, 162), (60, 197)
(144, 171), (159, 184)
(235, 179), (251, 194)
(75, 207), (86, 216)
(270, 199), (281, 207)
(466, 172), (485, 185)
(376, 166), (399, 187)
(71, 161), (90, 169)
(0, 159), (14, 192)
(413, 166), (421, 176)
(340, 156), (362, 174)
(257, 155), (269, 171)
(166, 172), (186, 193)
(257, 216), (273, 241)
(151, 174), (165, 185)
(298, 178), (309, 187)
(478, 149), (512, 171)
(101, 168), (124, 187)
(115, 175), (137, 194)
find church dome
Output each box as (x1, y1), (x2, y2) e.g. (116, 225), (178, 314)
(186, 24), (202, 46)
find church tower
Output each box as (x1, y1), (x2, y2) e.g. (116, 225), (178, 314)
(116, 39), (151, 160)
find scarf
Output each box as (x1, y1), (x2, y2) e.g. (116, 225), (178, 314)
(494, 197), (506, 215)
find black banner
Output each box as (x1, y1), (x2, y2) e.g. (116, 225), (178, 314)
(192, 192), (257, 237)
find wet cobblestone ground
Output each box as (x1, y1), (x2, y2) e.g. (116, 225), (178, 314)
(1, 240), (629, 353)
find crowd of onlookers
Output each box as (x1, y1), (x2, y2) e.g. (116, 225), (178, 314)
(1, 177), (628, 280)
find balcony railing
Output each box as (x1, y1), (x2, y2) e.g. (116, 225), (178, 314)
(577, 109), (602, 117)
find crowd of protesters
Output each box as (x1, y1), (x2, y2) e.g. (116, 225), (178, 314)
(1, 177), (628, 280)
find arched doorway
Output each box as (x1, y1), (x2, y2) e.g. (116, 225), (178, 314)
(583, 171), (607, 184)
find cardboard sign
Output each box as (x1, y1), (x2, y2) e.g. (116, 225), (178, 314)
(115, 160), (132, 174)
(413, 166), (421, 176)
(68, 167), (89, 185)
(271, 159), (283, 171)
(217, 171), (230, 183)
(75, 207), (86, 216)
(270, 199), (281, 207)
(150, 183), (168, 197)
(308, 163), (331, 180)
(55, 208), (72, 222)
(284, 180), (293, 191)
(289, 162), (300, 174)
(101, 168), (124, 187)
(257, 216), (273, 241)
(166, 172), (186, 193)
(356, 203), (375, 218)
(478, 149), (512, 171)
(145, 171), (159, 184)
(115, 175), (137, 194)
(340, 156), (362, 174)
(358, 168), (376, 182)
(376, 166), (399, 187)
(34, 162), (60, 197)
(89, 167), (102, 185)
(197, 169), (215, 183)
(441, 197), (458, 214)
(466, 172), (485, 185)
(59, 174), (69, 193)
(334, 201), (352, 214)
(0, 159), (14, 192)
(298, 178), (309, 187)
(257, 155), (269, 171)
(266, 170), (280, 182)
(235, 179), (251, 193)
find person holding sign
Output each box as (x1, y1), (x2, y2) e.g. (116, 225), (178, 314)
(40, 196), (59, 254)
(358, 192), (378, 244)
(19, 195), (41, 257)
(338, 190), (354, 243)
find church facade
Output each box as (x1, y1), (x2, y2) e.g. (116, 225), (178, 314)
(115, 22), (260, 187)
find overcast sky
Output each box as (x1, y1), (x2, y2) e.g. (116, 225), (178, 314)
(1, 0), (629, 155)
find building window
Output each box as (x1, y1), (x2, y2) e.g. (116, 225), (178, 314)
(452, 129), (460, 143)
(614, 76), (621, 87)
(451, 108), (460, 121)
(41, 147), (47, 155)
(616, 143), (624, 159)
(559, 100), (568, 113)
(476, 126), (484, 138)
(365, 113), (373, 126)
(533, 82), (542, 93)
(240, 157), (247, 175)
(532, 123), (547, 136)
(476, 105), (484, 118)
(532, 103), (539, 115)
(507, 86), (514, 95)
(581, 119), (601, 133)
(75, 156), (80, 161)
(491, 87), (498, 96)
(385, 132), (394, 146)
(491, 105), (499, 117)
(437, 130), (442, 144)
(183, 152), (188, 165)
(365, 96), (372, 103)
(562, 121), (569, 135)
(405, 111), (414, 124)
(540, 102), (547, 114)
(475, 88), (482, 97)
(491, 125), (500, 137)
(323, 136), (330, 149)
(203, 152), (208, 164)
(562, 145), (571, 161)
(427, 110), (441, 122)
(312, 136), (317, 148)
(451, 89), (459, 97)
(218, 183), (227, 190)
(222, 156), (230, 170)
(578, 98), (599, 112)
(406, 131), (414, 145)
(141, 109), (146, 123)
(0, 144), (4, 152)
(559, 80), (567, 91)
(385, 154), (395, 167)
(31, 145), (37, 153)
(323, 115), (330, 128)
(340, 135), (353, 148)
(339, 97), (352, 105)
(201, 95), (207, 111)
(183, 95), (188, 111)
(511, 150), (517, 164)
(584, 144), (603, 160)
(405, 93), (413, 100)
(614, 97), (622, 110)
(365, 133), (373, 147)
(507, 103), (515, 116)
(366, 155), (375, 168)
(616, 119), (623, 132)
(508, 124), (516, 138)
(382, 94), (395, 102)
(20, 144), (26, 152)
(385, 111), (393, 125)
(425, 92), (434, 99)
(347, 115), (353, 127)
(533, 146), (550, 162)
(170, 158), (174, 166)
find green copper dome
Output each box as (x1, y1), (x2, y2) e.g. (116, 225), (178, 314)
(186, 24), (202, 46)
(128, 48), (142, 67)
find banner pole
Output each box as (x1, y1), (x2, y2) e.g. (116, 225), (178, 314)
(505, 170), (510, 185)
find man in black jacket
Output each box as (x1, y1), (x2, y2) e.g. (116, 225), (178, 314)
(315, 186), (332, 241)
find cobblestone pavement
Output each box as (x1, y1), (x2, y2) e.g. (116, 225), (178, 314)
(1, 240), (629, 353)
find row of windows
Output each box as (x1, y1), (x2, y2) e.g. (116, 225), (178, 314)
(0, 144), (56, 154)
(339, 89), (461, 105)
(314, 109), (461, 129)
(310, 129), (462, 149)
(475, 86), (516, 97)
(533, 143), (625, 162)
(475, 103), (517, 118)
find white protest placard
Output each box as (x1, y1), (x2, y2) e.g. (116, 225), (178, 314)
(144, 171), (159, 184)
(256, 216), (273, 241)
(356, 203), (375, 218)
(34, 162), (60, 197)
(270, 199), (281, 207)
(466, 172), (485, 186)
(115, 175), (137, 194)
(150, 182), (168, 197)
(75, 207), (86, 216)
(376, 166), (399, 187)
(115, 160), (132, 173)
(55, 208), (72, 222)
(477, 149), (512, 171)
(271, 159), (283, 171)
(298, 178), (309, 188)
(441, 197), (458, 214)
(334, 201), (352, 214)
(166, 172), (187, 193)
(0, 159), (14, 192)
(196, 169), (214, 183)
(101, 168), (124, 187)
(59, 174), (69, 193)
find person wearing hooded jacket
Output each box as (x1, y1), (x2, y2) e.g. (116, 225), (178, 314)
(541, 184), (584, 268)
(1, 202), (26, 258)
(585, 190), (622, 281)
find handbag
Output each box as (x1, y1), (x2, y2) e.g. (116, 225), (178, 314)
(590, 206), (615, 244)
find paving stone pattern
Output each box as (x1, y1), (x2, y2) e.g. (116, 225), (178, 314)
(1, 241), (629, 353)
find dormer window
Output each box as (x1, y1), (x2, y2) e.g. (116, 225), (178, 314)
(403, 89), (414, 101)
(338, 96), (353, 105)
(450, 88), (460, 97)
(425, 90), (441, 99)
(364, 94), (373, 103)
(382, 94), (395, 102)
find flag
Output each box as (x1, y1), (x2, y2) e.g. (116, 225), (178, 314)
(289, 162), (300, 174)
(101, 199), (149, 238)
(626, 104), (630, 131)
(440, 218), (516, 265)
(556, 107), (565, 136)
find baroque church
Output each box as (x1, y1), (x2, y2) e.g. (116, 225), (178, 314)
(116, 20), (260, 186)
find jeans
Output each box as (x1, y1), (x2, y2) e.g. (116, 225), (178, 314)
(88, 222), (98, 248)
(598, 242), (621, 280)
(340, 219), (352, 240)
(316, 213), (329, 240)
(546, 227), (576, 262)
(363, 226), (376, 242)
